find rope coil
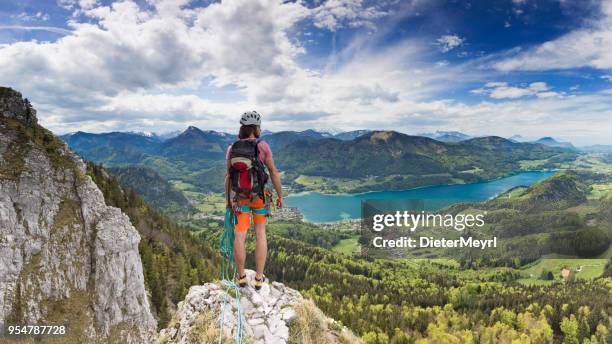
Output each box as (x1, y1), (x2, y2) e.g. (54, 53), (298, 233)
(218, 209), (245, 344)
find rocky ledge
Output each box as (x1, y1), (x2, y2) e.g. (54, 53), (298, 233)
(160, 270), (302, 344)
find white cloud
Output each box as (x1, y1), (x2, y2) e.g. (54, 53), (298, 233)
(602, 75), (612, 81)
(490, 87), (532, 99)
(471, 81), (559, 99)
(535, 91), (558, 98)
(484, 81), (508, 88)
(79, 0), (99, 10)
(495, 1), (612, 71)
(528, 81), (548, 92)
(0, 25), (72, 35)
(436, 34), (464, 53)
(12, 11), (50, 22)
(57, 0), (77, 10)
(311, 0), (390, 31)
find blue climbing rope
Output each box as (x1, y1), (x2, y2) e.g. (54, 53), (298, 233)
(218, 209), (244, 344)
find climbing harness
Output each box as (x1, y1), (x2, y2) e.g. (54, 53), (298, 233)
(264, 188), (274, 217)
(218, 209), (244, 344)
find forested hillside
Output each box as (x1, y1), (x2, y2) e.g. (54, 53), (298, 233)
(192, 226), (611, 343)
(108, 166), (195, 218)
(61, 131), (160, 164)
(442, 171), (612, 267)
(277, 131), (575, 179)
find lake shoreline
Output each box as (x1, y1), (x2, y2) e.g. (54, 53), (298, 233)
(286, 169), (558, 197)
(286, 170), (557, 223)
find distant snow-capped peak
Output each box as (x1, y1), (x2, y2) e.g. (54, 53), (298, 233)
(129, 130), (156, 137)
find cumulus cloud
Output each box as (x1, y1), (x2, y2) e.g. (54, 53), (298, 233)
(495, 0), (612, 71)
(436, 34), (464, 53)
(0, 0), (311, 118)
(471, 81), (560, 99)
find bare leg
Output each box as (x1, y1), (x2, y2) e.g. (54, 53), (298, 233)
(254, 222), (267, 279)
(234, 230), (247, 278)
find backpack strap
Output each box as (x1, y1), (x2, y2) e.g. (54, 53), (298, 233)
(253, 138), (267, 202)
(226, 143), (232, 206)
(254, 138), (261, 161)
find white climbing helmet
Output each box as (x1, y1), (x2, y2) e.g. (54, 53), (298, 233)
(240, 111), (261, 126)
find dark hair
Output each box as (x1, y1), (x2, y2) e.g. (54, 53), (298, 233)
(238, 125), (260, 139)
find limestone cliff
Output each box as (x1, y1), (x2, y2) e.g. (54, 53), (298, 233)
(0, 87), (156, 343)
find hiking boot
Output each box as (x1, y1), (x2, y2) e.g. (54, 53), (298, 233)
(238, 274), (248, 288)
(254, 275), (266, 291)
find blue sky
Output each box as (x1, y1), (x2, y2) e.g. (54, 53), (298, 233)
(0, 0), (611, 145)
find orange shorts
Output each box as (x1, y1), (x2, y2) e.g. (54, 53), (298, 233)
(235, 197), (267, 232)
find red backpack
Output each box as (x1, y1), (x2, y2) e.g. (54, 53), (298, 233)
(228, 139), (269, 199)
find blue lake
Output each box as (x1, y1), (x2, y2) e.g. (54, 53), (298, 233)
(284, 171), (556, 223)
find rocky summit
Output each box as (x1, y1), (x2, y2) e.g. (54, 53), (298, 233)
(0, 88), (37, 126)
(0, 87), (156, 343)
(160, 270), (302, 344)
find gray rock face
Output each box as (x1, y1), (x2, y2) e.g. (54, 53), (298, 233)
(0, 89), (156, 343)
(160, 270), (302, 344)
(0, 87), (36, 126)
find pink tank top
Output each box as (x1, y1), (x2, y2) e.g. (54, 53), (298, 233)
(226, 139), (272, 164)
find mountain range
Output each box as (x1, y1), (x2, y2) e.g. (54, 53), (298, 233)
(61, 126), (580, 157)
(277, 131), (576, 185)
(509, 135), (576, 149)
(532, 136), (575, 149)
(60, 126), (579, 194)
(418, 130), (472, 142)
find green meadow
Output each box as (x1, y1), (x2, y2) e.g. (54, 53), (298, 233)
(332, 235), (361, 255)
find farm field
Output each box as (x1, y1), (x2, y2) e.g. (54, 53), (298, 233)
(517, 257), (607, 285)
